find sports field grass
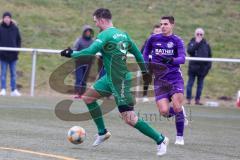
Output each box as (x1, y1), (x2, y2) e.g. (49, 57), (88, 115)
(0, 96), (240, 160)
(0, 0), (240, 99)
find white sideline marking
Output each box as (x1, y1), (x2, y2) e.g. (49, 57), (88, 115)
(0, 146), (78, 160)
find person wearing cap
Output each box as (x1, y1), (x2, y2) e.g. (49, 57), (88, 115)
(186, 28), (212, 105)
(0, 12), (22, 96)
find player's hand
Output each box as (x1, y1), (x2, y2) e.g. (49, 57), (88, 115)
(142, 71), (152, 84)
(161, 57), (173, 64)
(60, 47), (73, 58)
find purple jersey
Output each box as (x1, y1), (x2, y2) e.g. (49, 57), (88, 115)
(143, 33), (185, 79)
(143, 33), (186, 101)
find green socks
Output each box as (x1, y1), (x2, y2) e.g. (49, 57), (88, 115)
(134, 118), (164, 144)
(86, 102), (164, 143)
(86, 102), (106, 135)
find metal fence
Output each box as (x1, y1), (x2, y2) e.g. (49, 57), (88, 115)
(0, 47), (240, 97)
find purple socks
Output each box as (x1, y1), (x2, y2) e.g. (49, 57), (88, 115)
(175, 110), (184, 136)
(167, 106), (184, 136)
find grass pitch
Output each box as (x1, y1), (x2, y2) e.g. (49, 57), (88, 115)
(0, 96), (240, 160)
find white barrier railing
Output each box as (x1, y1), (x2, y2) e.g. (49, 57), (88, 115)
(0, 47), (240, 96)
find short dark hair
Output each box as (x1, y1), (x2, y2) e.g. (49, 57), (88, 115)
(93, 8), (112, 20)
(161, 16), (175, 24)
(153, 24), (160, 29)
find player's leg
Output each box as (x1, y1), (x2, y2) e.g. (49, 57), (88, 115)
(119, 109), (168, 156)
(154, 83), (175, 118)
(82, 88), (108, 134)
(113, 74), (168, 156)
(120, 109), (165, 144)
(156, 93), (187, 122)
(156, 98), (174, 117)
(172, 93), (185, 145)
(81, 75), (112, 146)
(155, 78), (187, 145)
(153, 76), (174, 118)
(155, 97), (185, 128)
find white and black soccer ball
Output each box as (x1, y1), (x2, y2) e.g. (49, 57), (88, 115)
(67, 126), (86, 144)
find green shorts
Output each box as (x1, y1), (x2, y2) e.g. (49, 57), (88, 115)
(93, 74), (135, 110)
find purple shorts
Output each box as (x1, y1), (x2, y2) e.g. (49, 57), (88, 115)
(154, 76), (184, 102)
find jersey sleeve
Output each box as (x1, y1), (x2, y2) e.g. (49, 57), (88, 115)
(71, 34), (104, 58)
(127, 34), (148, 72)
(173, 37), (186, 65)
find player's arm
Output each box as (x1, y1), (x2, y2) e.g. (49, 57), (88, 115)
(127, 37), (152, 83)
(128, 41), (148, 73)
(161, 38), (185, 64)
(172, 38), (186, 65)
(71, 39), (102, 58)
(61, 37), (104, 58)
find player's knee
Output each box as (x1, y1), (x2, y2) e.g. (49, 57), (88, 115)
(124, 118), (137, 127)
(172, 104), (182, 113)
(82, 95), (94, 104)
(172, 96), (184, 106)
(174, 107), (182, 113)
(121, 112), (138, 126)
(159, 108), (169, 117)
(172, 101), (183, 113)
(123, 118), (136, 126)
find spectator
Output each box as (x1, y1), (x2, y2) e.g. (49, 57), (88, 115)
(0, 11), (21, 96)
(186, 28), (212, 105)
(73, 25), (94, 98)
(140, 24), (161, 102)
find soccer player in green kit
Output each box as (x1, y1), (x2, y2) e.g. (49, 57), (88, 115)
(61, 8), (168, 156)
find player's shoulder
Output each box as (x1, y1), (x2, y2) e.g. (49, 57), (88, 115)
(171, 34), (185, 45)
(111, 27), (129, 38)
(101, 27), (124, 34)
(172, 34), (184, 42)
(95, 28), (114, 43)
(98, 27), (127, 40)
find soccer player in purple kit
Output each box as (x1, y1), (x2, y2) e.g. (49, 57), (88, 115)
(143, 16), (188, 145)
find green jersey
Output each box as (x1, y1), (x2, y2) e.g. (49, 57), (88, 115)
(71, 27), (147, 82)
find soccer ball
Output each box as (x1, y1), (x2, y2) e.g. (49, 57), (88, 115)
(67, 126), (86, 144)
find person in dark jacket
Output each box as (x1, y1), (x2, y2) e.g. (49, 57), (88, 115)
(186, 28), (212, 105)
(0, 12), (21, 96)
(72, 25), (94, 98)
